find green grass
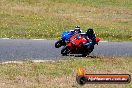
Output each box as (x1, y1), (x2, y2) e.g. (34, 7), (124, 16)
(0, 0), (132, 41)
(0, 57), (132, 88)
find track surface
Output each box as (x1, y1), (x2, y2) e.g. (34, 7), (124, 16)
(0, 39), (132, 61)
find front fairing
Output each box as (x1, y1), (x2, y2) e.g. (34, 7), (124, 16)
(62, 31), (74, 41)
(70, 34), (87, 47)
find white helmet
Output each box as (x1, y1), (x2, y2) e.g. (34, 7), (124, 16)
(74, 25), (81, 33)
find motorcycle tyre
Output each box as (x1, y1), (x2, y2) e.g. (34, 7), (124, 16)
(55, 40), (63, 48)
(61, 46), (70, 56)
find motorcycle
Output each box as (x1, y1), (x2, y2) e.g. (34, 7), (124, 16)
(55, 31), (74, 48)
(61, 34), (100, 56)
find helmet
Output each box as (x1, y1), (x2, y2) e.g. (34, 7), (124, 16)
(86, 28), (94, 38)
(74, 25), (81, 33)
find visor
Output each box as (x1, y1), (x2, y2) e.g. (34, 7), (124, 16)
(75, 28), (80, 30)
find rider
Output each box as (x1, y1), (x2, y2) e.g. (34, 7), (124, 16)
(74, 25), (81, 33)
(83, 28), (96, 48)
(69, 25), (81, 34)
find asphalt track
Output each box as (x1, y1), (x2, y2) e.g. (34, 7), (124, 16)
(0, 39), (132, 61)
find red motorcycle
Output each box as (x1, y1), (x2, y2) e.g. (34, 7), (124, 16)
(61, 34), (100, 56)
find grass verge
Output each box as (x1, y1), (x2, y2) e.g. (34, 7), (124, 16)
(0, 56), (132, 88)
(0, 0), (132, 41)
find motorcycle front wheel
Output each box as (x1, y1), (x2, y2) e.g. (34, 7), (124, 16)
(55, 40), (63, 48)
(61, 46), (70, 56)
(88, 45), (94, 53)
(82, 45), (94, 57)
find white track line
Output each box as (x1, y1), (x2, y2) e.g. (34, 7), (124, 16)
(0, 60), (57, 64)
(1, 38), (10, 39)
(1, 61), (23, 64)
(32, 39), (47, 40)
(1, 59), (78, 64)
(0, 38), (108, 42)
(100, 41), (108, 42)
(0, 38), (47, 40)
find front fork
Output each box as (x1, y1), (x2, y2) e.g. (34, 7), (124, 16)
(61, 39), (66, 46)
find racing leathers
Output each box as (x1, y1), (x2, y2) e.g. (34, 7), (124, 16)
(83, 33), (96, 48)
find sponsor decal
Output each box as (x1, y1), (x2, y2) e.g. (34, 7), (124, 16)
(76, 68), (131, 85)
